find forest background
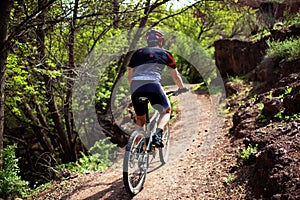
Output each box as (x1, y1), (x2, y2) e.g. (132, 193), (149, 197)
(0, 0), (298, 198)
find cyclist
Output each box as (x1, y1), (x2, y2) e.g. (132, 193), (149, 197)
(128, 29), (187, 147)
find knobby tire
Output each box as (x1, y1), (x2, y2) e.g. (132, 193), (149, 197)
(123, 129), (148, 195)
(159, 123), (170, 164)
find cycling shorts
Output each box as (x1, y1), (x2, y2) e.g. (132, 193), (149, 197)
(130, 81), (170, 116)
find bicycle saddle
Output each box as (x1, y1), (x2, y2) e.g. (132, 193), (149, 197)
(138, 97), (149, 103)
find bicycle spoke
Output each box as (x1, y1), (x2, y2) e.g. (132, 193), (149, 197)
(123, 130), (148, 195)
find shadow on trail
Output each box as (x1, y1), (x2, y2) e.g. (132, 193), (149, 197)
(83, 179), (130, 200)
(61, 178), (132, 200)
(59, 159), (166, 200)
(147, 159), (166, 174)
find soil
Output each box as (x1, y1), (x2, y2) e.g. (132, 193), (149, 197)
(227, 73), (300, 200)
(34, 77), (300, 200)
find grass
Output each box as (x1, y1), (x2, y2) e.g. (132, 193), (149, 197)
(227, 76), (244, 84)
(223, 173), (235, 185)
(239, 144), (258, 161)
(266, 37), (300, 61)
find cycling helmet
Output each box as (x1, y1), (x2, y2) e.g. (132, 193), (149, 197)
(146, 29), (165, 47)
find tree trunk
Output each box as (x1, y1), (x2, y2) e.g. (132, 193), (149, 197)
(0, 0), (12, 170)
(23, 102), (53, 153)
(64, 0), (80, 158)
(112, 0), (120, 28)
(36, 0), (75, 162)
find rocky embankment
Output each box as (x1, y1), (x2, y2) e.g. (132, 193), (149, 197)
(215, 24), (300, 199)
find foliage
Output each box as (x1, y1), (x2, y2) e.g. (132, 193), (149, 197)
(257, 103), (264, 111)
(4, 0), (144, 184)
(274, 112), (300, 122)
(192, 82), (207, 91)
(158, 1), (258, 84)
(223, 173), (234, 185)
(227, 75), (244, 84)
(0, 144), (29, 199)
(256, 102), (267, 122)
(6, 42), (46, 114)
(278, 86), (292, 99)
(165, 1), (257, 47)
(95, 61), (120, 113)
(266, 37), (300, 61)
(239, 144), (258, 161)
(30, 182), (52, 198)
(283, 10), (300, 28)
(4, 0), (295, 188)
(62, 138), (117, 174)
(169, 97), (179, 124)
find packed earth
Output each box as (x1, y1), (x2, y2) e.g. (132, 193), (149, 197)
(36, 88), (235, 200)
(35, 74), (300, 199)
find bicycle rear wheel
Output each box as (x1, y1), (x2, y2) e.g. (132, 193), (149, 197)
(123, 129), (148, 195)
(159, 123), (170, 164)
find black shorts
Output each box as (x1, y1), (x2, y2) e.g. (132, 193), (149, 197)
(130, 81), (170, 116)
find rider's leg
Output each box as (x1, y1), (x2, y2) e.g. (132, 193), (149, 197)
(157, 107), (171, 130)
(153, 107), (171, 147)
(136, 114), (146, 130)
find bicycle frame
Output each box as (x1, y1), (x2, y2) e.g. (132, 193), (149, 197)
(140, 97), (161, 152)
(123, 91), (174, 195)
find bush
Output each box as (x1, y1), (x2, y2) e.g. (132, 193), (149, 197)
(0, 144), (29, 199)
(266, 37), (300, 61)
(284, 10), (300, 27)
(62, 137), (117, 174)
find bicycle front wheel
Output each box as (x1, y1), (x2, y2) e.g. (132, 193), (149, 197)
(123, 129), (148, 195)
(159, 123), (170, 164)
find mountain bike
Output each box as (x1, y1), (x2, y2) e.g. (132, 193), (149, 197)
(123, 89), (183, 195)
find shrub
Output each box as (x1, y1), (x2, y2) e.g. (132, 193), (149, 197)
(0, 144), (29, 199)
(266, 37), (300, 61)
(239, 144), (258, 161)
(284, 10), (300, 27)
(62, 137), (117, 174)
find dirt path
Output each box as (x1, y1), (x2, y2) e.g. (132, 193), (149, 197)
(36, 90), (235, 200)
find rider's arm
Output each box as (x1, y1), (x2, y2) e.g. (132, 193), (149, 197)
(128, 67), (133, 83)
(169, 68), (184, 89)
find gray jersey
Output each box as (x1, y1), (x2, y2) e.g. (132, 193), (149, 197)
(132, 63), (165, 81)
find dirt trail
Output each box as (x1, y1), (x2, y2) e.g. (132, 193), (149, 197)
(131, 92), (213, 200)
(36, 90), (232, 200)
